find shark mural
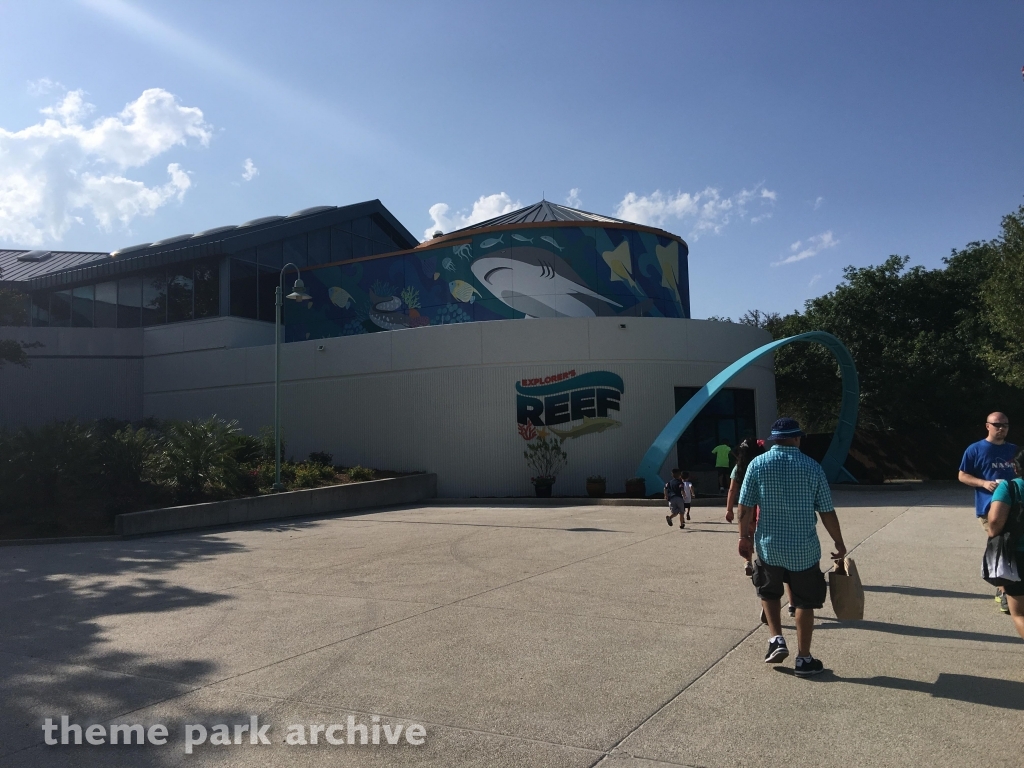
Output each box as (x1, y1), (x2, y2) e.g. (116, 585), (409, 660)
(283, 224), (689, 341)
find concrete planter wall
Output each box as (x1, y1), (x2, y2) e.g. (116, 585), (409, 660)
(115, 473), (437, 536)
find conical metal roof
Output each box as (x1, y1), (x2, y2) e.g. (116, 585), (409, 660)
(452, 201), (629, 232)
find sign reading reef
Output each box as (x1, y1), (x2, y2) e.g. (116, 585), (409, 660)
(516, 370), (624, 441)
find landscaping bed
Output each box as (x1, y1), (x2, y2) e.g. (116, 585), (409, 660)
(0, 416), (417, 540)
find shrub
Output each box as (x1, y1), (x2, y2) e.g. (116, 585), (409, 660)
(100, 425), (159, 496)
(157, 416), (246, 502)
(524, 436), (567, 479)
(294, 462), (336, 488)
(258, 425), (285, 464)
(347, 465), (375, 482)
(5, 420), (99, 509)
(308, 451), (333, 466)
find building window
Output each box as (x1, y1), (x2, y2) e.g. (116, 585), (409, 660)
(71, 285), (94, 327)
(257, 267), (277, 323)
(95, 282), (118, 327)
(31, 293), (49, 327)
(284, 235), (307, 269)
(142, 271), (167, 326)
(118, 277), (142, 327)
(167, 269), (194, 323)
(674, 387), (757, 473)
(51, 289), (72, 327)
(194, 262), (219, 318)
(230, 259), (258, 319)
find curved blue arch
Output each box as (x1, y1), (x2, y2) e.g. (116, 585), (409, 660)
(635, 331), (859, 493)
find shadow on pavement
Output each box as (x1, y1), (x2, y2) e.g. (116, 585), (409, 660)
(791, 669), (1024, 710)
(863, 584), (991, 600)
(813, 618), (1022, 645)
(0, 536), (247, 760)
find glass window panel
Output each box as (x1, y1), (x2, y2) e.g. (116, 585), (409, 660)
(330, 227), (352, 262)
(233, 246), (257, 263)
(257, 241), (283, 270)
(142, 271), (167, 326)
(257, 267), (278, 323)
(167, 269), (194, 323)
(352, 236), (370, 259)
(283, 235), (307, 269)
(71, 284), (94, 327)
(95, 281), (118, 327)
(308, 228), (330, 266)
(51, 290), (72, 327)
(31, 292), (50, 327)
(194, 262), (219, 318)
(117, 277), (142, 328)
(230, 260), (258, 319)
(351, 216), (370, 239)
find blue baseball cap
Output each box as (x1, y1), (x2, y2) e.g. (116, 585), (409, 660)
(770, 417), (804, 439)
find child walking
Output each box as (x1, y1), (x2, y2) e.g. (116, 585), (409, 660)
(665, 469), (693, 528)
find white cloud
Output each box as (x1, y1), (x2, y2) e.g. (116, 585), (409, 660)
(813, 196), (825, 210)
(424, 192), (521, 241)
(773, 231), (839, 266)
(0, 87), (211, 245)
(809, 273), (822, 287)
(614, 182), (776, 239)
(242, 157), (258, 181)
(566, 188), (582, 208)
(27, 78), (63, 96)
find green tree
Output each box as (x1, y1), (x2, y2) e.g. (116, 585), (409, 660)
(745, 246), (1022, 434)
(980, 205), (1024, 387)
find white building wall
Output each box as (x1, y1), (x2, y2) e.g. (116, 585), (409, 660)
(143, 317), (776, 497)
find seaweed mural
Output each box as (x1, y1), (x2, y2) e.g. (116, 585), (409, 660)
(284, 224), (689, 342)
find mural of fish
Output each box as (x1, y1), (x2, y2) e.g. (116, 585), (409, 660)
(442, 257), (455, 272)
(479, 235), (504, 249)
(470, 246), (623, 318)
(601, 242), (639, 292)
(549, 417), (621, 440)
(540, 235), (563, 251)
(511, 234), (534, 244)
(448, 279), (481, 304)
(656, 241), (683, 309)
(328, 286), (354, 309)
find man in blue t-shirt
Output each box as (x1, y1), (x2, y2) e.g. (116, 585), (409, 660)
(959, 411), (1016, 613)
(959, 412), (1017, 528)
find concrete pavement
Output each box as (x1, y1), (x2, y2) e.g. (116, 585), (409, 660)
(0, 486), (1021, 766)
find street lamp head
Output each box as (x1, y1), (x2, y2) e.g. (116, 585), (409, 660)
(286, 277), (312, 302)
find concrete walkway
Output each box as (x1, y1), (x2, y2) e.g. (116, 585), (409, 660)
(0, 486), (1021, 766)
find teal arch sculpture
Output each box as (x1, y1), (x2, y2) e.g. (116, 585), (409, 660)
(635, 331), (859, 494)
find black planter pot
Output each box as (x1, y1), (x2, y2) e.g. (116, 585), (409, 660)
(533, 480), (554, 498)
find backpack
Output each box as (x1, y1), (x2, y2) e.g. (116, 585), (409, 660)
(982, 480), (1024, 586)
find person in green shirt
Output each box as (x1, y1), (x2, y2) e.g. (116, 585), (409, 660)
(711, 443), (733, 492)
(987, 446), (1024, 641)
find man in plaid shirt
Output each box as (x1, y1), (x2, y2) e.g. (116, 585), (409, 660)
(737, 417), (847, 677)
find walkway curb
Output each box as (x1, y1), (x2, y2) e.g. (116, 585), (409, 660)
(115, 473), (437, 536)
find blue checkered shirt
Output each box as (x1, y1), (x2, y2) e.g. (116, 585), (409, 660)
(737, 445), (835, 571)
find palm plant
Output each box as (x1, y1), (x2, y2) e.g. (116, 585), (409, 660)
(157, 416), (246, 502)
(100, 425), (159, 497)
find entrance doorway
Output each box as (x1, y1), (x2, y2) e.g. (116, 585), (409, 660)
(674, 387), (757, 479)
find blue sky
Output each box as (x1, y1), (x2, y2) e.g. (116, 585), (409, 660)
(1, 1), (1022, 319)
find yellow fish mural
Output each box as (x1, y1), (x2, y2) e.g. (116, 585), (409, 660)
(602, 241), (638, 291)
(448, 279), (481, 304)
(655, 241), (683, 309)
(328, 286), (354, 309)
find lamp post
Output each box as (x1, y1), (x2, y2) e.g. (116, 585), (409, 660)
(274, 262), (312, 491)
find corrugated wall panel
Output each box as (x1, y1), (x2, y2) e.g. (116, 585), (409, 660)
(0, 358), (142, 429)
(141, 317), (778, 497)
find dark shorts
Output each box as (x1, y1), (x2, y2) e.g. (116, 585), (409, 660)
(1004, 555), (1024, 597)
(751, 560), (827, 609)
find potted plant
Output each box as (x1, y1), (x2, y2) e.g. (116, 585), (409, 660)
(586, 475), (606, 498)
(624, 476), (646, 498)
(524, 436), (568, 498)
